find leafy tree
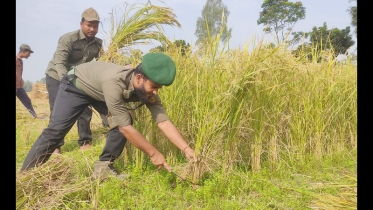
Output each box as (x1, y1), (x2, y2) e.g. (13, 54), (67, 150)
(288, 31), (309, 47)
(292, 22), (355, 61)
(149, 40), (191, 56)
(347, 51), (357, 64)
(23, 80), (33, 92)
(37, 77), (46, 84)
(347, 0), (357, 35)
(195, 0), (232, 45)
(257, 0), (306, 44)
(309, 23), (355, 57)
(171, 40), (191, 56)
(149, 45), (165, 53)
(174, 40), (189, 48)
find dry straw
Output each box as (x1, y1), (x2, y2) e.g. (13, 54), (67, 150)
(30, 83), (48, 100)
(16, 155), (90, 209)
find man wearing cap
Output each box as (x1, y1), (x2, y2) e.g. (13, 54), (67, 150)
(45, 7), (108, 153)
(16, 44), (38, 119)
(21, 53), (197, 179)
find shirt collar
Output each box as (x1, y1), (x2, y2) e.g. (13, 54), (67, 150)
(78, 29), (98, 43)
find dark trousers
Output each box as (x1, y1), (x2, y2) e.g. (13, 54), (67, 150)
(21, 75), (128, 170)
(16, 88), (37, 118)
(46, 75), (108, 147)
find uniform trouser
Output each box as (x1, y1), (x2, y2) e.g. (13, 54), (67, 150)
(46, 75), (109, 147)
(21, 74), (129, 170)
(16, 88), (37, 118)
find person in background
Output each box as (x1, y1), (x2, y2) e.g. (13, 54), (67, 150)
(45, 7), (108, 153)
(16, 44), (38, 119)
(21, 53), (197, 180)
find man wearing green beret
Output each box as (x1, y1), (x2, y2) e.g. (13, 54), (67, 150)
(21, 53), (197, 179)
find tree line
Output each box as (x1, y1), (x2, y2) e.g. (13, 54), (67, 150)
(149, 0), (357, 61)
(23, 77), (45, 92)
(30, 0), (357, 89)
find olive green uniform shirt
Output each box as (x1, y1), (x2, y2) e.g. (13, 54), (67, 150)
(74, 61), (169, 128)
(45, 29), (103, 81)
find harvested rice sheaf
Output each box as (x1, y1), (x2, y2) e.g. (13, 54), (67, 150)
(16, 155), (90, 210)
(30, 83), (48, 100)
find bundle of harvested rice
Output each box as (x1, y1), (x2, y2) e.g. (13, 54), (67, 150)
(16, 155), (90, 210)
(30, 83), (48, 100)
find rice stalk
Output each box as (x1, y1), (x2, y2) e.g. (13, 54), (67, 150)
(99, 2), (181, 63)
(16, 155), (91, 210)
(284, 174), (357, 210)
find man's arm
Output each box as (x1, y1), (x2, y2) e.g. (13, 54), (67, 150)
(53, 36), (72, 80)
(16, 59), (22, 88)
(102, 82), (173, 171)
(118, 125), (172, 172)
(157, 120), (197, 162)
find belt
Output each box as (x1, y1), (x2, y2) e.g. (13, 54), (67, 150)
(67, 68), (83, 91)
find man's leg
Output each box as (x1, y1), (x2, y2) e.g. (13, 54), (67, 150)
(21, 76), (91, 170)
(45, 75), (59, 114)
(90, 101), (128, 162)
(100, 114), (109, 127)
(45, 75), (64, 151)
(77, 106), (93, 149)
(99, 127), (128, 162)
(93, 126), (129, 180)
(77, 106), (110, 149)
(83, 100), (130, 180)
(16, 88), (37, 118)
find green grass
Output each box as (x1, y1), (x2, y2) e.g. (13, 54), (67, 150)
(16, 133), (356, 209)
(16, 45), (357, 208)
(16, 3), (356, 209)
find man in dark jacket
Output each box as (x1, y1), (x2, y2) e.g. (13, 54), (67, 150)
(45, 7), (108, 153)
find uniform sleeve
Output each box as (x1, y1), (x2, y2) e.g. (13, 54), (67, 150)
(16, 59), (23, 87)
(101, 80), (132, 128)
(145, 95), (169, 123)
(16, 59), (20, 85)
(53, 35), (72, 80)
(94, 38), (103, 59)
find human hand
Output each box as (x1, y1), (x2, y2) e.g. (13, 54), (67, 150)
(184, 147), (198, 162)
(150, 152), (171, 172)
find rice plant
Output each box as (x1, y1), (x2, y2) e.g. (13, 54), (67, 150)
(16, 2), (356, 209)
(99, 1), (181, 64)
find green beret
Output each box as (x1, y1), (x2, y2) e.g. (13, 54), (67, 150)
(142, 53), (176, 86)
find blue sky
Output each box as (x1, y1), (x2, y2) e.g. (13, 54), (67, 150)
(16, 0), (357, 83)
